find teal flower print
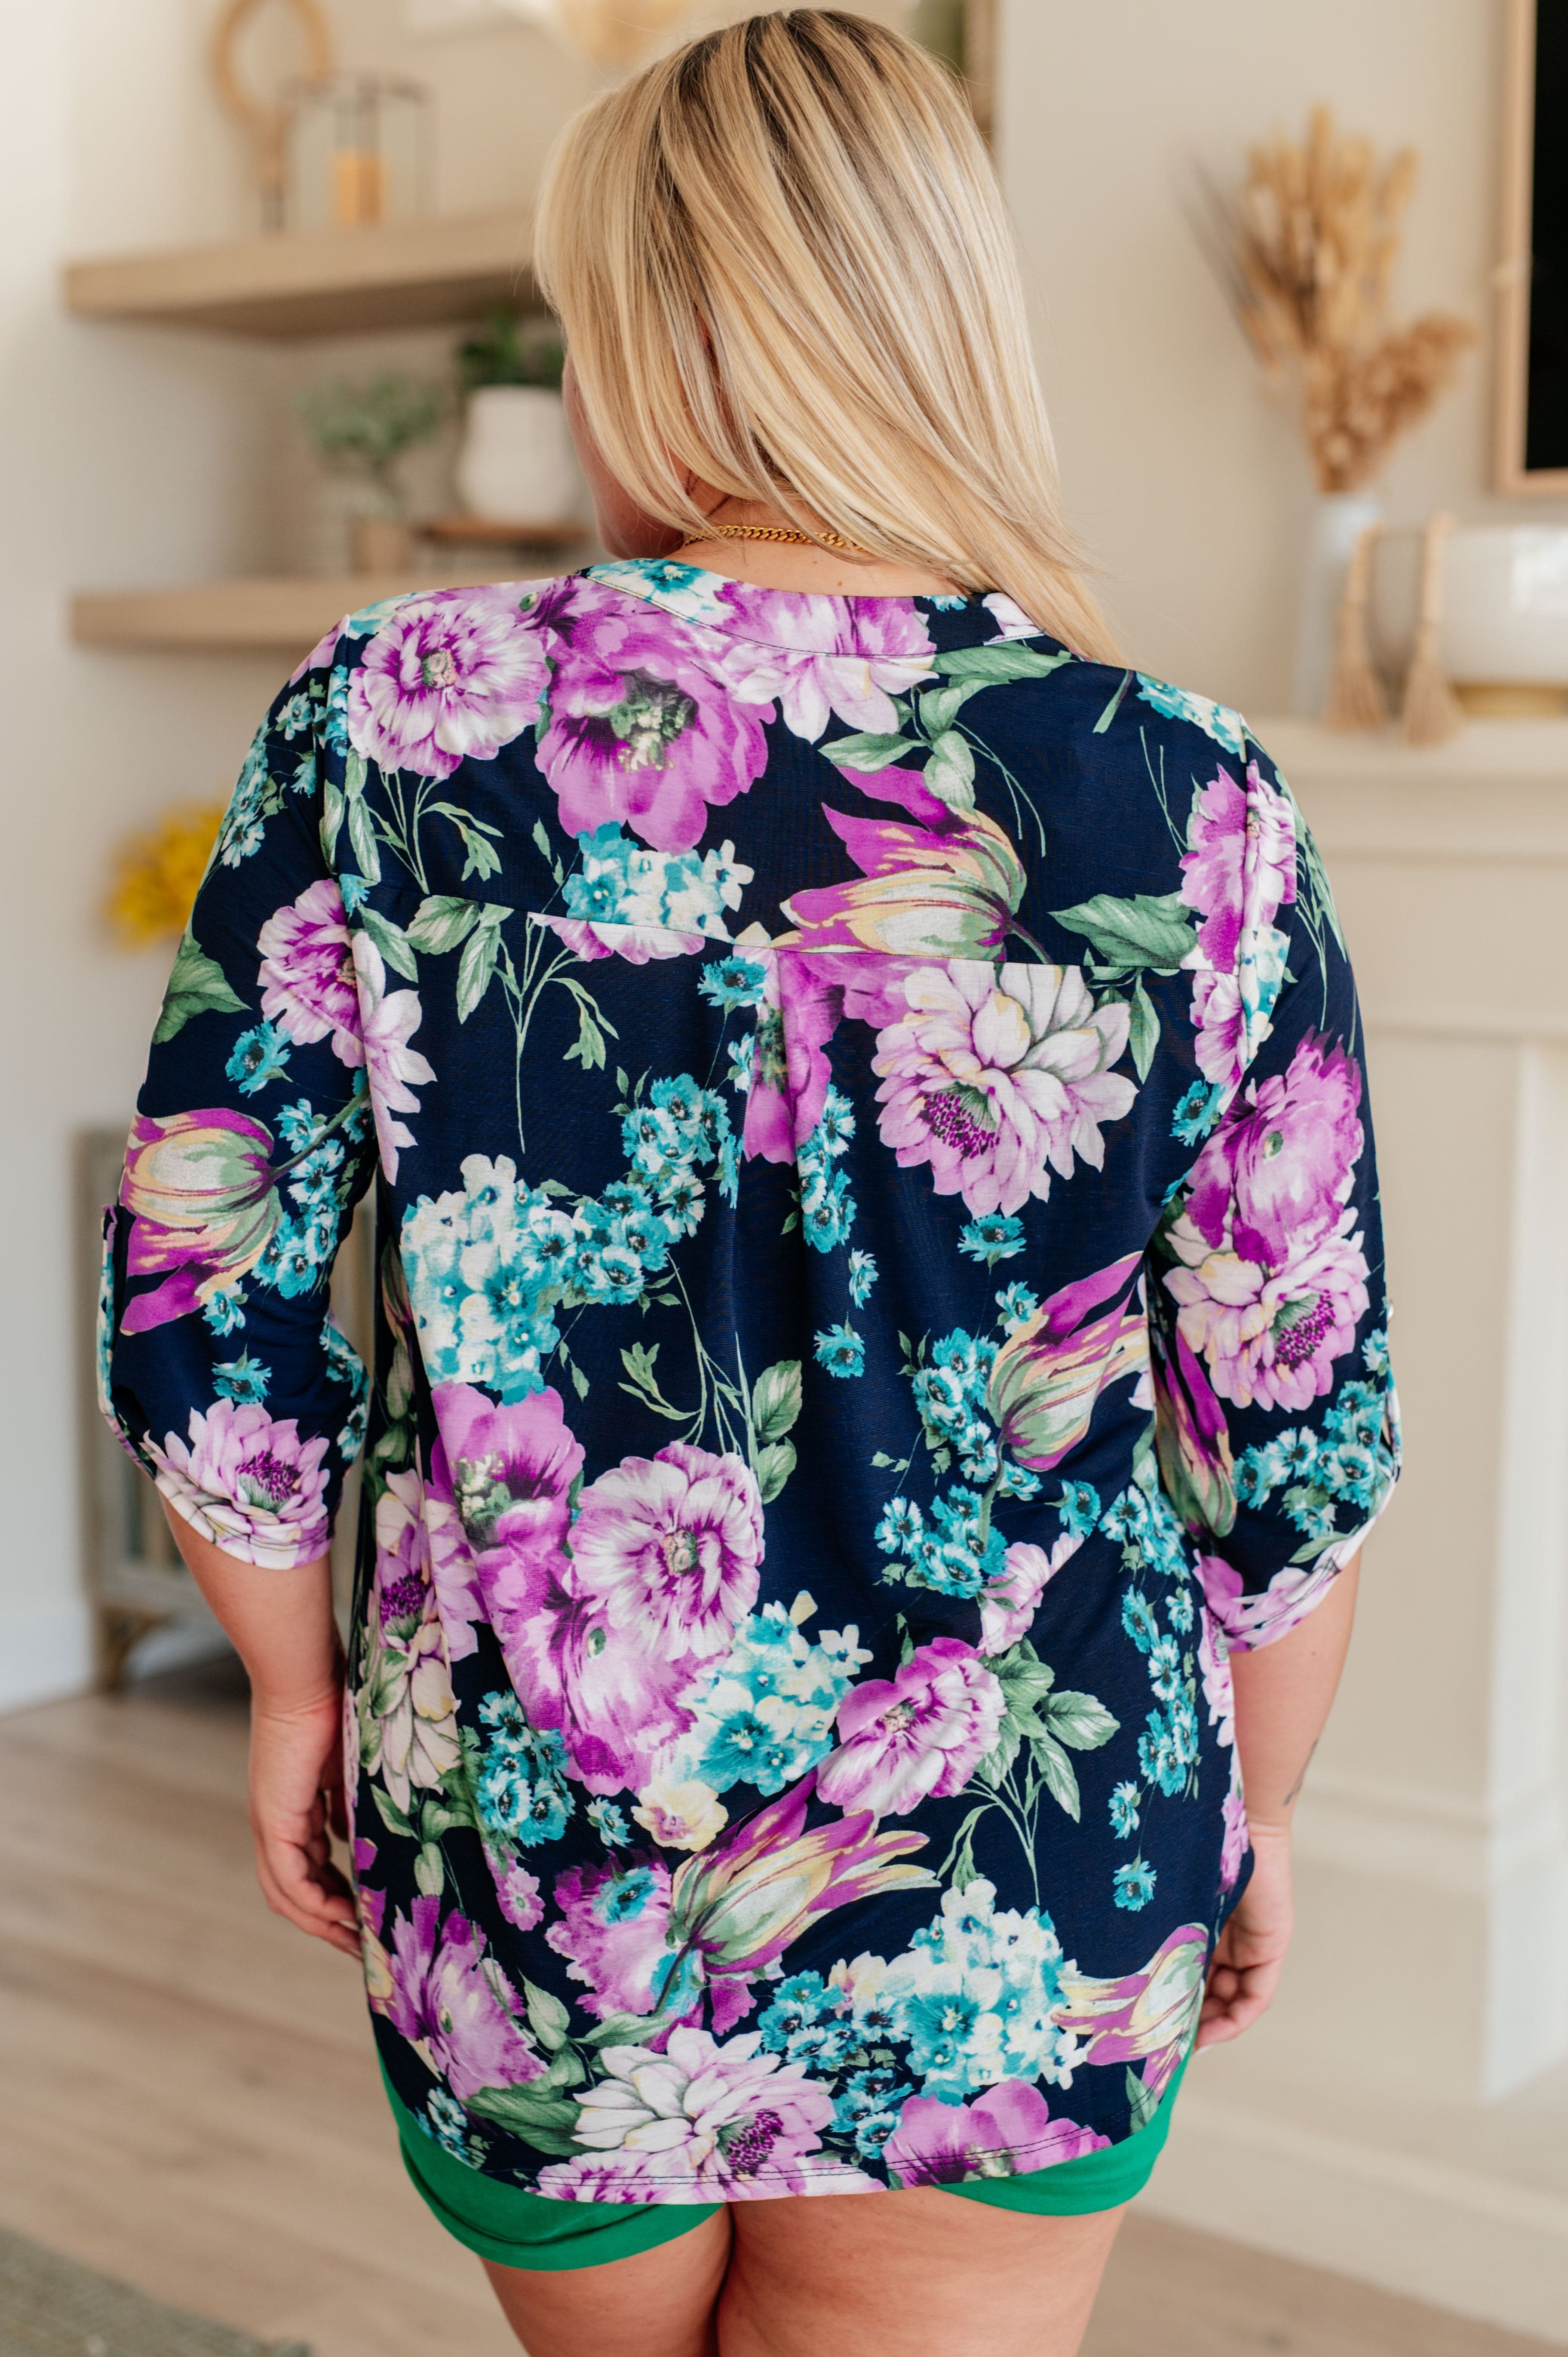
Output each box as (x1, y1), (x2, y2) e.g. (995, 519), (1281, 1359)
(1109, 1782), (1141, 1838)
(847, 1249), (879, 1306)
(995, 1282), (1038, 1333)
(699, 953), (767, 1010)
(212, 1351), (270, 1405)
(1121, 1590), (1158, 1652)
(1114, 1861), (1157, 1911)
(1058, 1479), (1101, 1538)
(876, 1498), (924, 1555)
(815, 1322), (865, 1378)
(1172, 1078), (1222, 1145)
(958, 1212), (1024, 1267)
(225, 1022), (292, 1097)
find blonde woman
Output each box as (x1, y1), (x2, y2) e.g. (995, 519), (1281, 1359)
(100, 13), (1397, 2354)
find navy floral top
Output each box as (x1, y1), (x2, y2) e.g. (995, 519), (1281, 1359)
(100, 560), (1399, 2203)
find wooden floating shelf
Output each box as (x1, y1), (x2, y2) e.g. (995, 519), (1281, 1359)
(62, 209), (535, 339)
(70, 562), (592, 656)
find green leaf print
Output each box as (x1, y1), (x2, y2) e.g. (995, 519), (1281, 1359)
(455, 904), (512, 1021)
(522, 1978), (572, 2053)
(753, 1439), (797, 1504)
(1031, 1732), (1082, 1821)
(751, 1359), (803, 1446)
(464, 2083), (581, 2155)
(407, 894), (481, 954)
(152, 927), (246, 1043)
(370, 1784), (416, 1841)
(821, 730), (921, 772)
(414, 1841), (445, 1897)
(1126, 2067), (1160, 2133)
(1050, 889), (1195, 972)
(931, 642), (1074, 686)
(1128, 975), (1160, 1081)
(922, 730), (977, 814)
(1043, 1690), (1120, 1750)
(358, 904), (418, 980)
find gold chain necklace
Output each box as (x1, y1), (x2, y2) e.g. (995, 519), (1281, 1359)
(680, 521), (863, 552)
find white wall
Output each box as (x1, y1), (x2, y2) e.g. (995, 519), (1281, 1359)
(1000, 0), (1568, 715)
(0, 0), (596, 1708)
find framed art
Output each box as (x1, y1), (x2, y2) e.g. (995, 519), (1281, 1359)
(1497, 0), (1568, 493)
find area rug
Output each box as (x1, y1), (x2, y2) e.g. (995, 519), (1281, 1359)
(0, 2227), (309, 2357)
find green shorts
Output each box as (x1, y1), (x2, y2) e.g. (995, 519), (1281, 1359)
(384, 2056), (1187, 2273)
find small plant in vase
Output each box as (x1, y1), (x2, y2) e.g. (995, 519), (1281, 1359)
(296, 372), (444, 574)
(1205, 107), (1475, 716)
(454, 307), (581, 527)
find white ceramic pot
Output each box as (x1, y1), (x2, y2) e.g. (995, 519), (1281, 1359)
(1370, 525), (1568, 688)
(1292, 490), (1384, 718)
(455, 385), (582, 525)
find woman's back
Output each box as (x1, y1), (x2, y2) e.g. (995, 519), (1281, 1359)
(101, 555), (1396, 2196)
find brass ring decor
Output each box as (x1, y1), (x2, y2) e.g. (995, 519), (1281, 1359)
(211, 0), (335, 231)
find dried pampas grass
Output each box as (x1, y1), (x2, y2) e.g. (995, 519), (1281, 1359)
(1206, 107), (1474, 492)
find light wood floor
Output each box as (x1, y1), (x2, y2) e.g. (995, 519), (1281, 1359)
(0, 1658), (1554, 2357)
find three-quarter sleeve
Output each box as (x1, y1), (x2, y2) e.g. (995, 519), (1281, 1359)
(1146, 746), (1400, 1649)
(98, 660), (376, 1568)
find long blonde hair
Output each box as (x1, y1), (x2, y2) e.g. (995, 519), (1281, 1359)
(534, 9), (1120, 661)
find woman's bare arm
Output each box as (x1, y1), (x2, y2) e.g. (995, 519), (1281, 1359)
(1197, 1550), (1360, 2048)
(164, 1505), (360, 1957)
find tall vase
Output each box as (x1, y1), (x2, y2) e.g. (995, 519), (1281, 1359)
(1291, 489), (1383, 720)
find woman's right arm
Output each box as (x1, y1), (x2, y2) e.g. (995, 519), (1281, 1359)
(1197, 1549), (1359, 2047)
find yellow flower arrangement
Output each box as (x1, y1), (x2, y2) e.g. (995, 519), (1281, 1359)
(107, 802), (227, 949)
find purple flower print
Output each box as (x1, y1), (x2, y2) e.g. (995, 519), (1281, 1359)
(118, 1108), (282, 1332)
(779, 788), (1027, 963)
(430, 1380), (583, 1562)
(470, 1438), (761, 1793)
(1197, 1602), (1235, 1749)
(884, 2080), (1108, 2188)
(346, 587), (549, 780)
(1152, 1317), (1237, 1540)
(1054, 1922), (1208, 2104)
(532, 914), (705, 965)
(1179, 761), (1297, 1091)
(978, 1533), (1083, 1657)
(257, 879), (362, 1064)
(1220, 1767), (1249, 1891)
(1164, 1209), (1369, 1414)
(359, 1467), (460, 1813)
(1180, 762), (1296, 974)
(570, 1444), (764, 1667)
(144, 1398), (331, 1568)
(534, 579), (771, 853)
(1185, 1035), (1364, 1270)
(873, 962), (1136, 1218)
(660, 1776), (935, 2030)
(491, 1549), (703, 1795)
(386, 1896), (545, 2100)
(495, 1860), (544, 1932)
(816, 1638), (1004, 1817)
(561, 2024), (870, 2199)
(718, 590), (934, 741)
(349, 933), (434, 1185)
(532, 2152), (665, 2204)
(1197, 1547), (1350, 1654)
(546, 1857), (676, 2020)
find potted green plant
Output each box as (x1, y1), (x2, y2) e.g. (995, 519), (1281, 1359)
(296, 372), (444, 573)
(454, 307), (580, 524)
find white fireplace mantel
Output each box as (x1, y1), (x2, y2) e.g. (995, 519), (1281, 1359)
(1139, 718), (1568, 2342)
